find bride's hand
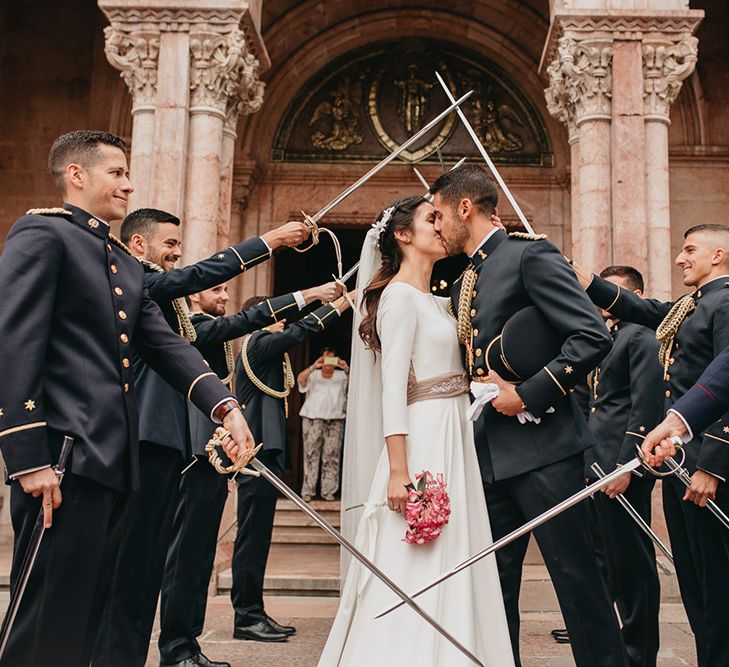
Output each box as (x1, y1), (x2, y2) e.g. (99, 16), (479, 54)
(387, 471), (413, 514)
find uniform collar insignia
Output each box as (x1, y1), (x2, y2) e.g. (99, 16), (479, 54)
(471, 229), (507, 268)
(57, 203), (110, 240)
(696, 275), (729, 299)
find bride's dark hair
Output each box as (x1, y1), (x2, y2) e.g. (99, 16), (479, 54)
(359, 195), (426, 352)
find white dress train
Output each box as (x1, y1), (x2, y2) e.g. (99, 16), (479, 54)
(318, 282), (514, 666)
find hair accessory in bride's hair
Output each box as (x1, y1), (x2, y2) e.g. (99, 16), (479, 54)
(367, 205), (396, 246)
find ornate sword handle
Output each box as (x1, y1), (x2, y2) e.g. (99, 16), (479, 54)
(205, 428), (261, 477)
(634, 442), (687, 477)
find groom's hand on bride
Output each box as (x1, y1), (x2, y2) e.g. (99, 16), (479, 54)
(487, 371), (526, 417)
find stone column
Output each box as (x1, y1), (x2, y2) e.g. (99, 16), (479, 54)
(103, 27), (160, 208)
(643, 38), (698, 300)
(99, 1), (269, 250)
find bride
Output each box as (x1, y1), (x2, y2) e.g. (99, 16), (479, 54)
(318, 196), (514, 666)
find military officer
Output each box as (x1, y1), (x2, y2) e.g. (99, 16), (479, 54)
(0, 130), (252, 667)
(585, 266), (663, 667)
(430, 165), (626, 667)
(573, 224), (729, 666)
(231, 292), (353, 642)
(93, 208), (311, 667)
(157, 279), (340, 667)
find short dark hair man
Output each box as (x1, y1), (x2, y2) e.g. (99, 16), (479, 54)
(231, 292), (353, 642)
(586, 265), (663, 667)
(0, 130), (252, 667)
(574, 224), (729, 665)
(430, 165), (625, 667)
(92, 207), (312, 667)
(156, 279), (341, 667)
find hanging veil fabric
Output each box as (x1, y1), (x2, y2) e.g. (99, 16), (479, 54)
(340, 228), (385, 578)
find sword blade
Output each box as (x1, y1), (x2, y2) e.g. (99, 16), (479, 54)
(0, 436), (75, 658)
(434, 72), (535, 235)
(247, 457), (484, 666)
(339, 261), (360, 284)
(376, 457), (643, 619)
(663, 456), (729, 531)
(310, 91), (473, 225)
(591, 462), (674, 563)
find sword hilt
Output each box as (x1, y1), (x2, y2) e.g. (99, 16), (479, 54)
(206, 428), (261, 477)
(54, 436), (75, 479)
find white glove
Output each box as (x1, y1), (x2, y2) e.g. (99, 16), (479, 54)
(516, 407), (556, 424)
(467, 381), (500, 421)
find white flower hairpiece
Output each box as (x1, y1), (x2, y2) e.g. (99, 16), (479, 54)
(367, 205), (396, 246)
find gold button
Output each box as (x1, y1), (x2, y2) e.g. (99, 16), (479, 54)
(120, 333), (129, 344)
(123, 383), (129, 393)
(472, 290), (477, 298)
(591, 407), (597, 413)
(476, 368), (485, 376)
(665, 390), (671, 398)
(107, 243), (112, 252)
(669, 358), (675, 365)
(472, 328), (478, 337)
(111, 264), (118, 274)
(665, 374), (671, 381)
(122, 358), (130, 368)
(475, 348), (482, 357)
(118, 310), (127, 320)
(115, 287), (123, 296)
(470, 308), (476, 317)
(697, 290), (702, 298)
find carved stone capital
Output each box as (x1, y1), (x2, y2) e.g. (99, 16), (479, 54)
(643, 37), (698, 122)
(103, 26), (160, 110)
(545, 36), (612, 127)
(190, 28), (265, 120)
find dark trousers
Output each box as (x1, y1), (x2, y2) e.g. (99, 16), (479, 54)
(93, 441), (183, 667)
(484, 453), (628, 667)
(230, 452), (283, 627)
(592, 476), (660, 667)
(663, 475), (729, 667)
(1, 474), (128, 667)
(158, 456), (229, 663)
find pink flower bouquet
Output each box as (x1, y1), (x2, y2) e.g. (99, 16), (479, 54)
(403, 471), (451, 545)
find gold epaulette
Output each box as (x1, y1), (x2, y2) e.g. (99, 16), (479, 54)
(509, 231), (548, 241)
(25, 207), (73, 216)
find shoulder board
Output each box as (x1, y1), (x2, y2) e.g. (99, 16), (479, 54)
(25, 207), (73, 216)
(508, 232), (548, 241)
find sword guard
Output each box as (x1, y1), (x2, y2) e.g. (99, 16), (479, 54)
(634, 443), (686, 478)
(206, 428), (263, 475)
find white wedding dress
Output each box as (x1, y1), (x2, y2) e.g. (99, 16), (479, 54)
(319, 282), (514, 666)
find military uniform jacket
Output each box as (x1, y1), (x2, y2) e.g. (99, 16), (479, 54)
(188, 293), (302, 457)
(586, 321), (664, 476)
(134, 236), (270, 455)
(451, 229), (612, 481)
(0, 204), (232, 491)
(587, 273), (729, 478)
(234, 302), (341, 467)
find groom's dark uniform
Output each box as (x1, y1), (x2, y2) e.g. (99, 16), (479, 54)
(451, 229), (626, 667)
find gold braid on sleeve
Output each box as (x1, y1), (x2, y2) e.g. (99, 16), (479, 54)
(137, 257), (197, 342)
(240, 334), (295, 416)
(456, 267), (477, 346)
(656, 294), (696, 378)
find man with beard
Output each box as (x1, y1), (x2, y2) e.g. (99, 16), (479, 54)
(157, 278), (340, 667)
(573, 225), (729, 666)
(584, 265), (663, 667)
(0, 130), (252, 667)
(93, 208), (311, 667)
(430, 165), (626, 667)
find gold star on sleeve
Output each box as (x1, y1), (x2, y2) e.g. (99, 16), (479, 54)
(564, 365), (574, 375)
(639, 426), (646, 433)
(24, 400), (36, 411)
(723, 426), (729, 434)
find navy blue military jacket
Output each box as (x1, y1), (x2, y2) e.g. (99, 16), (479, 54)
(587, 274), (729, 478)
(133, 236), (270, 455)
(0, 204), (232, 491)
(586, 321), (664, 476)
(451, 230), (612, 482)
(187, 293), (301, 457)
(234, 302), (341, 469)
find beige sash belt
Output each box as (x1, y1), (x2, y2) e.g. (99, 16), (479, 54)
(407, 371), (469, 405)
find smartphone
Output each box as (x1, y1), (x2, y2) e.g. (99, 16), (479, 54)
(323, 356), (340, 366)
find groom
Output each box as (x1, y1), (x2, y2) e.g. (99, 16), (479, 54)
(431, 165), (627, 667)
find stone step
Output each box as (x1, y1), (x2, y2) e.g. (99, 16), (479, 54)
(277, 499), (341, 513)
(274, 510), (341, 528)
(271, 527), (339, 544)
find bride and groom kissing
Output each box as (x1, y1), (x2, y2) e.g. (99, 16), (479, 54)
(319, 165), (629, 666)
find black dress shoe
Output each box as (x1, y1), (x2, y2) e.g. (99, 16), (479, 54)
(161, 652), (231, 667)
(233, 620), (288, 642)
(266, 614), (296, 636)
